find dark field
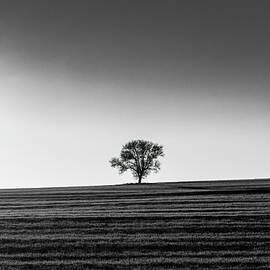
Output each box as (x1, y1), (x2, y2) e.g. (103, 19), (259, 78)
(0, 179), (269, 269)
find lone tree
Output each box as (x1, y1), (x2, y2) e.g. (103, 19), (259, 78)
(110, 140), (164, 184)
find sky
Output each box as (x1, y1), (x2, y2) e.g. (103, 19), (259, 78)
(0, 0), (270, 188)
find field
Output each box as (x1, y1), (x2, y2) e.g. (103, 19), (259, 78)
(0, 179), (269, 269)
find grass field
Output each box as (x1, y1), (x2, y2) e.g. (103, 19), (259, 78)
(0, 179), (269, 269)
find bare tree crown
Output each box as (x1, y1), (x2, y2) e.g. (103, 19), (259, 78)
(110, 140), (164, 184)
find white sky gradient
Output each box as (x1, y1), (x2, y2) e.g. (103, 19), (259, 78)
(0, 0), (270, 188)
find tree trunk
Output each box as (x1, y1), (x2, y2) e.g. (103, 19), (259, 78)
(138, 175), (142, 184)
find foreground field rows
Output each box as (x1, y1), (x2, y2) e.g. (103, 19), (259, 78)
(0, 180), (269, 269)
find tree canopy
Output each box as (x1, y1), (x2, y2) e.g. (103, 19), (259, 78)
(110, 140), (164, 184)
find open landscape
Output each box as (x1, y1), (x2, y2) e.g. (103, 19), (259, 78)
(0, 179), (269, 269)
(1, 1), (270, 269)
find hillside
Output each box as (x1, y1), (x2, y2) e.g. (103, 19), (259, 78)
(0, 179), (269, 269)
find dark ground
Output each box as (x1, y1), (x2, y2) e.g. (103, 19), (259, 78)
(0, 179), (269, 269)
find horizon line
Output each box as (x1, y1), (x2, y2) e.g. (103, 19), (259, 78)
(0, 177), (269, 191)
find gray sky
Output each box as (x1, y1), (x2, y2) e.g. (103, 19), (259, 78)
(0, 0), (270, 188)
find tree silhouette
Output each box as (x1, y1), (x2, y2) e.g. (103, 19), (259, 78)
(110, 140), (164, 184)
